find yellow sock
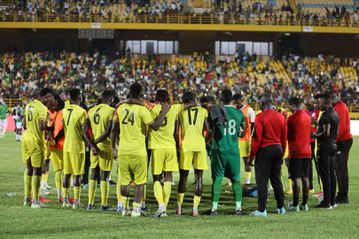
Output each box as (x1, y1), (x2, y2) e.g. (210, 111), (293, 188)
(122, 196), (129, 209)
(288, 179), (293, 191)
(55, 171), (62, 196)
(24, 172), (32, 199)
(116, 179), (122, 204)
(142, 185), (147, 206)
(163, 182), (172, 207)
(63, 187), (69, 199)
(32, 175), (41, 202)
(88, 179), (96, 205)
(100, 181), (109, 206)
(41, 172), (49, 184)
(193, 195), (201, 210)
(177, 193), (184, 206)
(73, 186), (81, 201)
(245, 172), (252, 182)
(153, 181), (164, 204)
(133, 202), (141, 211)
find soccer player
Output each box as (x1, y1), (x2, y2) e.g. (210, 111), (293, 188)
(232, 93), (255, 184)
(62, 89), (88, 209)
(332, 93), (353, 204)
(112, 83), (169, 217)
(176, 91), (211, 217)
(12, 102), (24, 141)
(0, 95), (8, 138)
(22, 88), (55, 208)
(84, 90), (116, 211)
(287, 97), (312, 212)
(148, 89), (183, 217)
(313, 93), (339, 209)
(48, 94), (65, 202)
(249, 95), (287, 217)
(304, 94), (321, 192)
(209, 89), (246, 215)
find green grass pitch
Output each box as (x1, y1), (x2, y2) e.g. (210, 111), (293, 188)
(0, 133), (358, 238)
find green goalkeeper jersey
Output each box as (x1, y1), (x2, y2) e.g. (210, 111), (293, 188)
(0, 103), (8, 120)
(211, 105), (245, 153)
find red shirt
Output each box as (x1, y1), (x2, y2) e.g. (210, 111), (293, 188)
(305, 109), (320, 143)
(334, 101), (352, 142)
(249, 109), (287, 160)
(287, 110), (311, 159)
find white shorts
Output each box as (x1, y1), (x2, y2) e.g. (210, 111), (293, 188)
(16, 122), (22, 129)
(0, 119), (7, 128)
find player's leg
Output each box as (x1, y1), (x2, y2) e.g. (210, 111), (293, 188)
(24, 159), (33, 207)
(62, 151), (73, 207)
(227, 151), (243, 215)
(118, 154), (132, 216)
(51, 150), (64, 202)
(316, 149), (332, 208)
(192, 151), (208, 216)
(239, 140), (252, 184)
(288, 158), (300, 211)
(177, 150), (192, 215)
(162, 149), (177, 208)
(100, 170), (111, 211)
(336, 139), (353, 203)
(329, 151), (337, 208)
(209, 150), (224, 215)
(131, 154), (148, 217)
(87, 166), (99, 210)
(72, 153), (85, 209)
(41, 158), (51, 196)
(309, 142), (315, 192)
(251, 147), (271, 216)
(270, 146), (285, 214)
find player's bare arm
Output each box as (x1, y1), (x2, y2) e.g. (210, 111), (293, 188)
(149, 103), (171, 131)
(82, 117), (99, 155)
(93, 118), (113, 145)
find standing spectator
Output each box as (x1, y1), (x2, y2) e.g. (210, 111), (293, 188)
(332, 93), (353, 204)
(313, 93), (339, 209)
(249, 95), (287, 217)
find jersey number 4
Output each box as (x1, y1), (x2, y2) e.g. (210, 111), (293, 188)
(122, 109), (135, 125)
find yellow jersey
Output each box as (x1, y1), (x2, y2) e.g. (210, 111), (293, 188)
(179, 106), (208, 152)
(24, 99), (48, 145)
(63, 104), (87, 153)
(88, 103), (115, 150)
(148, 104), (183, 150)
(114, 104), (154, 156)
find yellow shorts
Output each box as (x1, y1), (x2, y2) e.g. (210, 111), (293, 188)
(63, 152), (85, 176)
(151, 149), (178, 175)
(118, 154), (147, 185)
(21, 132), (44, 168)
(180, 150), (208, 170)
(51, 149), (63, 171)
(238, 140), (250, 158)
(90, 149), (113, 172)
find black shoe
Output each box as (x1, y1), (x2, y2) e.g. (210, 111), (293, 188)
(235, 208), (244, 215)
(100, 205), (111, 212)
(315, 201), (332, 209)
(109, 180), (116, 186)
(336, 196), (349, 204)
(209, 209), (218, 216)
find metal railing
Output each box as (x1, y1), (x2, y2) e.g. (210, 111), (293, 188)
(0, 12), (359, 28)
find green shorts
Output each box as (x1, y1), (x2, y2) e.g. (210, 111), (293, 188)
(210, 150), (240, 182)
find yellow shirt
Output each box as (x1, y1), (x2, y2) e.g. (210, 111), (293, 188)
(63, 104), (87, 153)
(148, 104), (183, 150)
(88, 103), (115, 150)
(114, 104), (154, 156)
(24, 99), (48, 145)
(179, 106), (208, 152)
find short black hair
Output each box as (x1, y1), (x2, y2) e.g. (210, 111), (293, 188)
(39, 88), (54, 97)
(101, 90), (115, 102)
(68, 88), (82, 102)
(182, 91), (196, 103)
(129, 83), (142, 99)
(260, 94), (274, 106)
(221, 89), (232, 103)
(288, 97), (301, 107)
(54, 94), (65, 110)
(232, 93), (243, 101)
(155, 89), (169, 103)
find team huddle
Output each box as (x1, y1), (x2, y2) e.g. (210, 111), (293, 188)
(21, 83), (353, 217)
